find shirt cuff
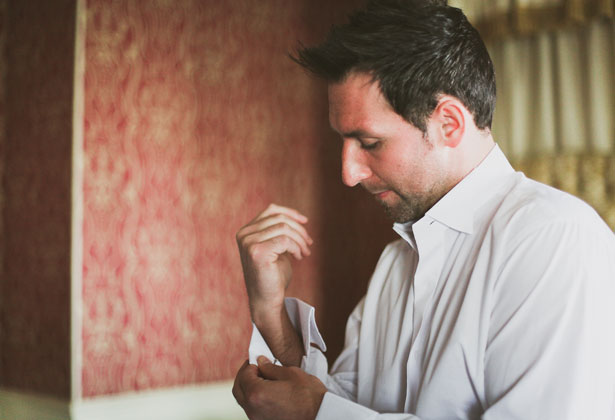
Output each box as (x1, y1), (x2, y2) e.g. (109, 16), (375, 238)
(248, 297), (326, 365)
(248, 322), (280, 365)
(316, 392), (378, 420)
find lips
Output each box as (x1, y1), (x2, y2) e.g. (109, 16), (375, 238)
(374, 190), (391, 199)
(362, 183), (392, 200)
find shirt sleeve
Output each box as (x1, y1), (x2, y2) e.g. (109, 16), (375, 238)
(248, 297), (326, 366)
(248, 297), (361, 400)
(316, 393), (421, 420)
(248, 297), (425, 420)
(483, 216), (615, 419)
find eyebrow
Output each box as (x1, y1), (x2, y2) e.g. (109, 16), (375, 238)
(338, 129), (373, 139)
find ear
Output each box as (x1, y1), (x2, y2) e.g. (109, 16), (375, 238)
(432, 97), (465, 148)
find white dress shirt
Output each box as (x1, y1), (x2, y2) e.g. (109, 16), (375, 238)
(249, 145), (615, 419)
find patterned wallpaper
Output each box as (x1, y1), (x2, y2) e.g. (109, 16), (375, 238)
(82, 0), (392, 397)
(1, 0), (76, 399)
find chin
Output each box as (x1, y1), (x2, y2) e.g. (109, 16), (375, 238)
(382, 204), (417, 224)
(381, 196), (428, 223)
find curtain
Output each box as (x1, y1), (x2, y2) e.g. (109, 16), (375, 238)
(454, 0), (614, 38)
(451, 0), (615, 229)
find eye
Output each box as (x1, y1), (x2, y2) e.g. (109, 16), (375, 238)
(360, 139), (380, 150)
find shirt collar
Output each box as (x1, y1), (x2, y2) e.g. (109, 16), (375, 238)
(394, 144), (515, 238)
(393, 220), (417, 250)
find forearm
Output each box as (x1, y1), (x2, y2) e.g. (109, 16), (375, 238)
(236, 203), (313, 366)
(252, 303), (304, 367)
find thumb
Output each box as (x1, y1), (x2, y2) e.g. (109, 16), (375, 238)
(257, 356), (288, 380)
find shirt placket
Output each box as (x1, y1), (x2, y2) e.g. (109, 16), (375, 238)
(404, 218), (447, 413)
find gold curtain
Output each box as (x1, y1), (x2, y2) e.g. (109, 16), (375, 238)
(453, 0), (614, 39)
(451, 0), (615, 229)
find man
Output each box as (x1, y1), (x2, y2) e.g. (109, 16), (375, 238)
(232, 0), (615, 419)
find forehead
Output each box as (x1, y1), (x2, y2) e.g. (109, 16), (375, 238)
(327, 72), (398, 134)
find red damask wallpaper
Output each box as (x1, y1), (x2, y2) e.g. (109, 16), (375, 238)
(1, 0), (76, 399)
(82, 0), (393, 397)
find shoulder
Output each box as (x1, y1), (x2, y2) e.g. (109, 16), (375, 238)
(484, 178), (615, 329)
(485, 175), (615, 295)
(482, 174), (615, 289)
(490, 174), (613, 244)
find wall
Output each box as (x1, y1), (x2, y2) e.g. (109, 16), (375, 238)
(0, 0), (395, 403)
(1, 0), (76, 399)
(0, 0), (5, 390)
(82, 0), (393, 398)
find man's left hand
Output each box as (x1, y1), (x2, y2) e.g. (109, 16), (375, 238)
(233, 356), (327, 420)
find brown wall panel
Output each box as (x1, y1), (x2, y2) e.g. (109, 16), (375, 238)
(1, 0), (76, 399)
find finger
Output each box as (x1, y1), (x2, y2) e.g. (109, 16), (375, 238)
(241, 229), (305, 262)
(237, 216), (314, 260)
(232, 360), (250, 405)
(244, 223), (312, 258)
(268, 234), (305, 261)
(253, 203), (309, 225)
(257, 356), (290, 381)
(234, 361), (262, 403)
(240, 214), (314, 246)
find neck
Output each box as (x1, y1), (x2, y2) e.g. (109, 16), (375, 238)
(448, 131), (496, 189)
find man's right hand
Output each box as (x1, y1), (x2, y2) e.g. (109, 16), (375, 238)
(236, 203), (313, 323)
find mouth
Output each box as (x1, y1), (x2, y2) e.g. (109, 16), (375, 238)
(362, 183), (393, 200)
(373, 190), (391, 200)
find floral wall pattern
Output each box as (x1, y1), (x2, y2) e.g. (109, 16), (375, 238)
(82, 0), (392, 397)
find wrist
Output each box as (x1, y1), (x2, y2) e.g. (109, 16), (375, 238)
(250, 300), (286, 330)
(251, 301), (305, 366)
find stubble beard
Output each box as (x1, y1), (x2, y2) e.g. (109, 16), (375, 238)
(379, 187), (446, 224)
(379, 195), (424, 223)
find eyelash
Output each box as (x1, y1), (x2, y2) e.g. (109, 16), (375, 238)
(360, 141), (379, 150)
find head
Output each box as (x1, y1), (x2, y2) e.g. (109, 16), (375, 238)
(291, 0), (496, 134)
(329, 71), (486, 222)
(292, 0), (496, 222)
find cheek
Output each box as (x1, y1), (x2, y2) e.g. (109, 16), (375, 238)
(392, 157), (434, 191)
(371, 147), (433, 188)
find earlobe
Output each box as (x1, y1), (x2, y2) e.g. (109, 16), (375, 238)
(435, 98), (465, 148)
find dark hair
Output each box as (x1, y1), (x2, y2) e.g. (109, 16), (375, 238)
(291, 0), (496, 133)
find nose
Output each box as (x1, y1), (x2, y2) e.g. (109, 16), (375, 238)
(341, 140), (372, 187)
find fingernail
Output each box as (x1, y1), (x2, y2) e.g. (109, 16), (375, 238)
(257, 356), (270, 365)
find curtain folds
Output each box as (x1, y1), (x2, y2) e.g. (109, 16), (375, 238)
(488, 19), (615, 228)
(450, 1), (615, 228)
(453, 0), (614, 39)
(489, 19), (615, 157)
